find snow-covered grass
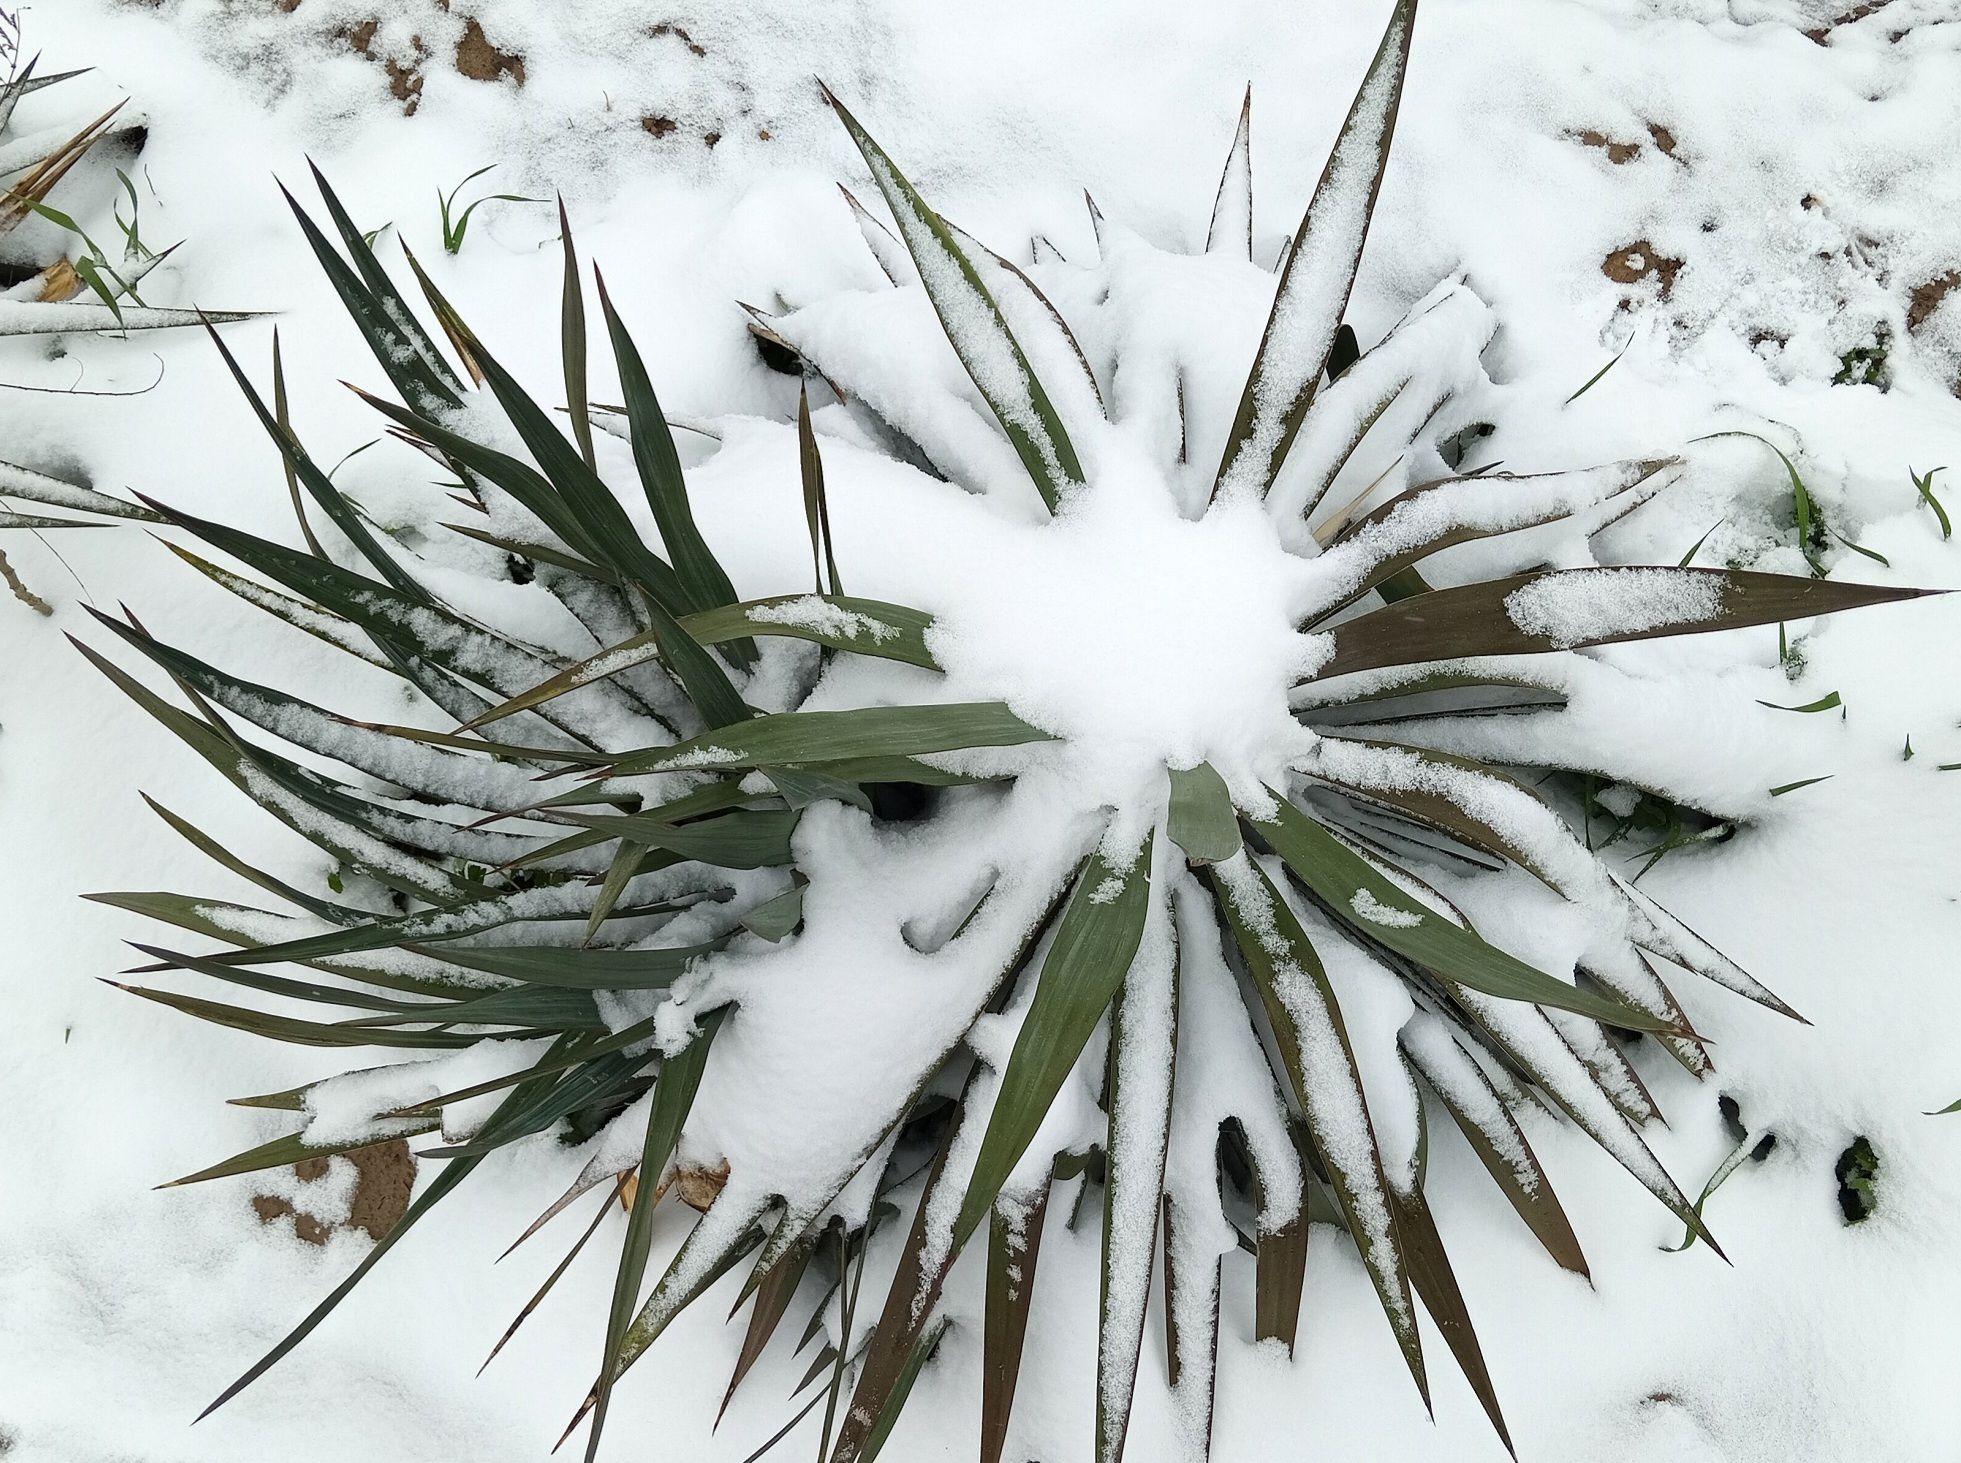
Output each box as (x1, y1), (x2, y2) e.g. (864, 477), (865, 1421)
(3, 3), (1961, 1463)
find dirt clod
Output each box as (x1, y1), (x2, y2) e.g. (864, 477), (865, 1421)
(1577, 129), (1640, 164)
(650, 22), (707, 56)
(455, 17), (524, 86)
(1603, 240), (1683, 298)
(249, 1139), (416, 1247)
(1908, 269), (1961, 332)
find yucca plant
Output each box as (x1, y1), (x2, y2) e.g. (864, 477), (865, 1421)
(91, 3), (1930, 1459)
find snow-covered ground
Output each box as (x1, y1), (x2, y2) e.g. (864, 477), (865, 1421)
(4, 1), (1961, 1460)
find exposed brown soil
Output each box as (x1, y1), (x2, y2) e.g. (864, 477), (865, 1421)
(340, 18), (426, 113)
(455, 16), (524, 86)
(649, 22), (707, 56)
(250, 1139), (416, 1247)
(1603, 240), (1684, 298)
(1577, 129), (1640, 164)
(1575, 123), (1677, 165)
(641, 114), (678, 138)
(1908, 270), (1961, 332)
(1804, 0), (1904, 43)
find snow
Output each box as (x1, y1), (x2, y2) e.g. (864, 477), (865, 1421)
(4, 3), (1961, 1463)
(1504, 566), (1725, 647)
(1351, 886), (1424, 928)
(744, 594), (896, 642)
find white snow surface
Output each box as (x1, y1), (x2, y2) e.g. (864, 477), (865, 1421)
(3, 3), (1961, 1463)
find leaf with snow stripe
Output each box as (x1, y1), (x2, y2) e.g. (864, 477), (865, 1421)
(1310, 567), (1932, 683)
(945, 219), (1106, 420)
(0, 298), (258, 337)
(130, 944), (426, 1017)
(952, 839), (1154, 1253)
(982, 1182), (1050, 1463)
(141, 794), (366, 927)
(1212, 0), (1417, 502)
(73, 636), (479, 905)
(468, 595), (941, 731)
(824, 87), (1085, 511)
(91, 614), (554, 815)
(720, 1221), (823, 1422)
(1308, 457), (1680, 621)
(162, 542), (396, 670)
(1300, 737), (1754, 1048)
(840, 182), (915, 285)
(0, 508), (110, 529)
(140, 502), (646, 744)
(0, 458), (161, 521)
(1250, 791), (1668, 1030)
(1611, 873), (1802, 1020)
(608, 701), (1053, 776)
(1158, 1191), (1223, 1455)
(85, 892), (335, 963)
(1096, 897), (1177, 1463)
(151, 871), (695, 971)
(1206, 852), (1427, 1409)
(1456, 994), (1717, 1252)
(1401, 1017), (1587, 1275)
(305, 165), (467, 401)
(826, 1127), (962, 1463)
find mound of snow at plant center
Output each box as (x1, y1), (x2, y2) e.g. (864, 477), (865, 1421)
(2, 1), (1960, 1461)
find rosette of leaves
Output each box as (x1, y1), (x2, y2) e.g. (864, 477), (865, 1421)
(92, 2), (1931, 1460)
